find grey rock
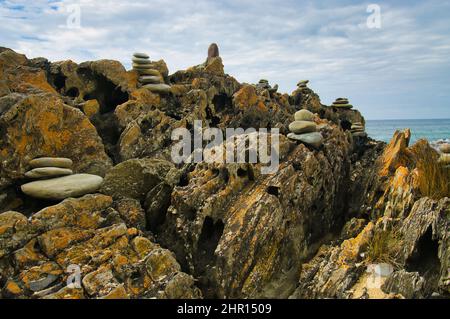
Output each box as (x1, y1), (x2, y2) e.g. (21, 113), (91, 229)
(142, 83), (171, 94)
(132, 63), (153, 70)
(29, 274), (59, 292)
(29, 157), (73, 169)
(288, 121), (317, 134)
(294, 109), (315, 121)
(139, 75), (163, 84)
(132, 57), (151, 64)
(382, 270), (426, 298)
(25, 167), (73, 179)
(21, 174), (103, 200)
(287, 132), (324, 148)
(133, 52), (149, 59)
(136, 69), (161, 76)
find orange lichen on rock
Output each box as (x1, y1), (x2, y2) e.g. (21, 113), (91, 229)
(378, 129), (413, 177)
(233, 84), (258, 109)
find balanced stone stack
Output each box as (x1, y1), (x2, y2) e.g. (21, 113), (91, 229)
(287, 109), (324, 148)
(297, 80), (309, 91)
(438, 143), (450, 167)
(332, 98), (353, 109)
(21, 157), (104, 200)
(351, 121), (367, 137)
(256, 79), (278, 96)
(132, 52), (171, 94)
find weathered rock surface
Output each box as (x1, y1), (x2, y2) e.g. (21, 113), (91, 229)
(0, 195), (201, 299)
(100, 158), (179, 201)
(29, 157), (73, 169)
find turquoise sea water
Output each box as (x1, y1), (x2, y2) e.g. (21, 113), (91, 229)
(366, 119), (450, 144)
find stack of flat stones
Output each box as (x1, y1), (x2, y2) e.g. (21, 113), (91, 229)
(297, 80), (309, 91)
(332, 98), (353, 109)
(21, 157), (103, 200)
(438, 143), (450, 167)
(132, 52), (171, 94)
(287, 109), (324, 148)
(351, 121), (367, 137)
(256, 79), (278, 95)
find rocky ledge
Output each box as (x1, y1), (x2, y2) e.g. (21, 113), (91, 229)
(0, 45), (448, 299)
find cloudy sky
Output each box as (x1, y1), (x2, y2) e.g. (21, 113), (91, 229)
(1, 0), (449, 119)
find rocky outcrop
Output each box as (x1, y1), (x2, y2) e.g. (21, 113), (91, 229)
(0, 46), (448, 299)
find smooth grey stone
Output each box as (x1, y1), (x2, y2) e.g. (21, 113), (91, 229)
(142, 83), (171, 94)
(137, 69), (162, 76)
(336, 97), (348, 101)
(25, 167), (73, 179)
(132, 63), (153, 70)
(132, 57), (151, 64)
(259, 79), (269, 83)
(133, 52), (149, 59)
(139, 75), (163, 84)
(294, 109), (315, 121)
(289, 121), (317, 134)
(287, 132), (323, 148)
(29, 157), (73, 169)
(21, 174), (103, 200)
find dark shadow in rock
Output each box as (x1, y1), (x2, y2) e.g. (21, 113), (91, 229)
(340, 120), (352, 131)
(195, 216), (224, 298)
(212, 93), (232, 113)
(405, 226), (441, 295)
(77, 68), (129, 114)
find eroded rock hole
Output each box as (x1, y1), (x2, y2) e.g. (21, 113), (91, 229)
(78, 69), (129, 113)
(340, 120), (352, 131)
(267, 185), (280, 197)
(212, 94), (232, 113)
(66, 87), (79, 98)
(52, 74), (66, 91)
(195, 216), (225, 297)
(405, 226), (440, 277)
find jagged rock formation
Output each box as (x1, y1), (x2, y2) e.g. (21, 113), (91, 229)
(0, 46), (448, 299)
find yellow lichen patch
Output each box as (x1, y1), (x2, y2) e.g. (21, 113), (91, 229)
(4, 280), (23, 296)
(14, 70), (57, 94)
(82, 99), (100, 118)
(233, 85), (258, 109)
(338, 222), (374, 266)
(378, 130), (413, 177)
(391, 166), (410, 189)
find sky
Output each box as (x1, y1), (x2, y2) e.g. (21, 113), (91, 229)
(0, 0), (449, 120)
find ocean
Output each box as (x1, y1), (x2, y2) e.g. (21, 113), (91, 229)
(366, 119), (450, 145)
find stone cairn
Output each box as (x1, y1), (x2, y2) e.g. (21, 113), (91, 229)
(351, 121), (367, 137)
(297, 80), (309, 91)
(132, 52), (171, 94)
(21, 157), (103, 201)
(332, 97), (353, 109)
(438, 143), (450, 167)
(256, 79), (278, 96)
(287, 109), (324, 148)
